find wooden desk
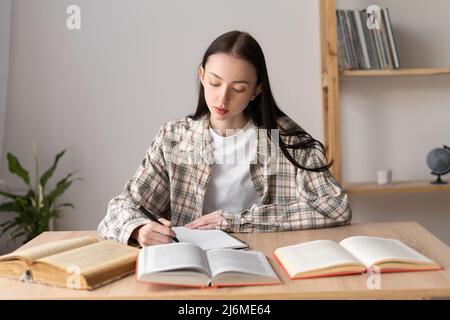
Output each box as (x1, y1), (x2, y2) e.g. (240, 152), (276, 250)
(1, 221), (450, 299)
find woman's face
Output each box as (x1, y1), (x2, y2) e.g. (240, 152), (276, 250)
(199, 53), (261, 126)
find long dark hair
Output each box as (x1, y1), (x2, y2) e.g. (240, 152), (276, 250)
(188, 30), (332, 172)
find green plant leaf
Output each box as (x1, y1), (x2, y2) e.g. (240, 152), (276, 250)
(48, 180), (72, 206)
(12, 231), (26, 240)
(25, 189), (36, 200)
(13, 214), (31, 233)
(0, 221), (19, 239)
(55, 202), (75, 210)
(0, 190), (21, 200)
(0, 201), (20, 213)
(15, 196), (31, 212)
(0, 220), (15, 229)
(10, 228), (26, 243)
(1, 149), (81, 244)
(46, 172), (78, 207)
(7, 153), (30, 186)
(47, 210), (61, 219)
(39, 150), (66, 189)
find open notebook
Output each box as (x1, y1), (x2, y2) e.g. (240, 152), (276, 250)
(137, 242), (280, 288)
(172, 227), (248, 250)
(274, 236), (442, 280)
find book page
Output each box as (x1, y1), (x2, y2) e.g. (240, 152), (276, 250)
(0, 236), (98, 263)
(339, 236), (436, 267)
(172, 227), (248, 250)
(206, 249), (277, 279)
(139, 242), (210, 275)
(274, 240), (363, 276)
(36, 240), (138, 274)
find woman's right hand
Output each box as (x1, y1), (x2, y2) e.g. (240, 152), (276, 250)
(131, 218), (177, 246)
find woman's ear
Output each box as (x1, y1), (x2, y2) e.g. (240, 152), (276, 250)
(198, 66), (205, 86)
(251, 85), (262, 100)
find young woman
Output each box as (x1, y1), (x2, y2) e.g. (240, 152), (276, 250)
(98, 30), (351, 247)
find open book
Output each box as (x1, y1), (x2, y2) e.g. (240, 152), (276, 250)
(137, 242), (280, 288)
(274, 236), (442, 280)
(0, 236), (138, 290)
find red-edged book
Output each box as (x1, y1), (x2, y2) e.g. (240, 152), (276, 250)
(274, 236), (442, 280)
(136, 242), (281, 288)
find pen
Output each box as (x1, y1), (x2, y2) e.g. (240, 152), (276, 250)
(138, 206), (179, 242)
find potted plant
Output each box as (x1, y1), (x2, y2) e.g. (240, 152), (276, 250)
(0, 147), (80, 244)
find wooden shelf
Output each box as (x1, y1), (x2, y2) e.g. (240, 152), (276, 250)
(341, 68), (450, 77)
(343, 180), (450, 195)
(320, 0), (450, 195)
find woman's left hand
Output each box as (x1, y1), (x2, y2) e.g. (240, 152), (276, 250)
(185, 210), (224, 230)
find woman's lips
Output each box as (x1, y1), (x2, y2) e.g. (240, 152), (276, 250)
(214, 107), (229, 115)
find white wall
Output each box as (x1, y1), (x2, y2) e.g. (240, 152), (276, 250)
(0, 0), (12, 254)
(1, 0), (449, 254)
(0, 0), (11, 159)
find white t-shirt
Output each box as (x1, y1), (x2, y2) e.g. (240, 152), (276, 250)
(203, 119), (261, 213)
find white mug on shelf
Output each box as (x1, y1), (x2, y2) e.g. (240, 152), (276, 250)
(376, 169), (392, 186)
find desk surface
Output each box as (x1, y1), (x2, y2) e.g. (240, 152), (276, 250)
(1, 221), (450, 299)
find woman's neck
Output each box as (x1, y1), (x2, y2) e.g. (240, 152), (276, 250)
(209, 115), (249, 137)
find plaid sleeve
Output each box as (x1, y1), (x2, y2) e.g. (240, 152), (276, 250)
(97, 126), (170, 244)
(218, 148), (352, 233)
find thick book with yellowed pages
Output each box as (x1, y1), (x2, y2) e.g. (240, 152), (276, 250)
(0, 236), (138, 290)
(274, 236), (442, 280)
(137, 242), (280, 288)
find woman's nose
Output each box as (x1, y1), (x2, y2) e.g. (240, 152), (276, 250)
(218, 87), (231, 104)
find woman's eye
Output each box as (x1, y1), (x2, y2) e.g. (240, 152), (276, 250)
(208, 82), (244, 93)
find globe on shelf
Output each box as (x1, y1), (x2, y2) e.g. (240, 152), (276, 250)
(426, 145), (450, 184)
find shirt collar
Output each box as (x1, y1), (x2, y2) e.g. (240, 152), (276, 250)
(180, 113), (273, 165)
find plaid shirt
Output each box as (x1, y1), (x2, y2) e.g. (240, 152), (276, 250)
(98, 113), (351, 245)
